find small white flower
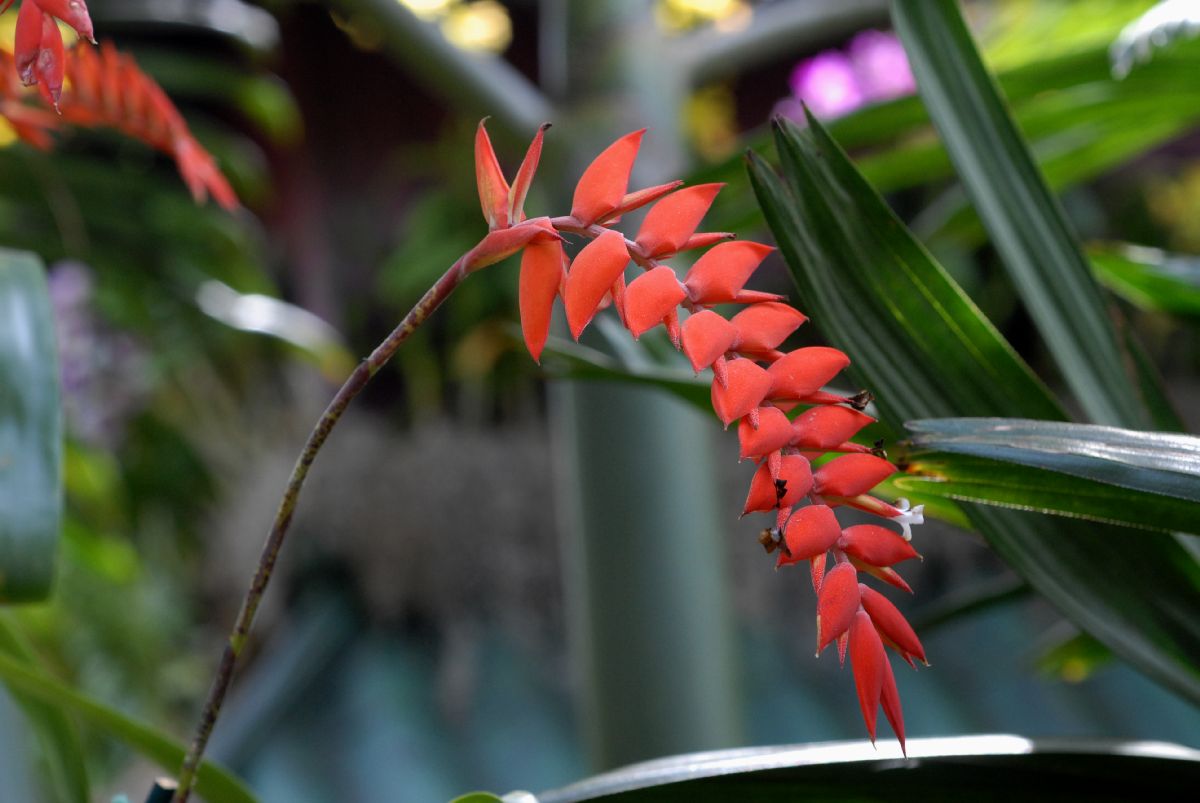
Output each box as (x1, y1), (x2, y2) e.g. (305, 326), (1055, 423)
(891, 497), (925, 541)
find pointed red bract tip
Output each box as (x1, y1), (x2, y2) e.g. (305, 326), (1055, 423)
(730, 302), (807, 355)
(571, 129), (645, 226)
(563, 229), (630, 339)
(816, 562), (860, 653)
(859, 584), (926, 665)
(681, 310), (737, 372)
(600, 180), (682, 224)
(743, 454), (812, 515)
(509, 123), (550, 224)
(880, 653), (906, 754)
(777, 504), (841, 567)
(838, 525), (921, 567)
(678, 231), (735, 253)
(790, 406), (875, 451)
(624, 265), (687, 338)
(850, 610), (886, 743)
(710, 357), (772, 426)
(36, 14), (65, 107)
(683, 241), (775, 305)
(518, 224), (565, 362)
(35, 0), (95, 42)
(767, 347), (851, 401)
(635, 183), (724, 258)
(813, 454), (896, 498)
(737, 407), (792, 460)
(464, 220), (559, 273)
(14, 0), (43, 84)
(475, 119), (511, 229)
(810, 553), (827, 593)
(850, 558), (913, 594)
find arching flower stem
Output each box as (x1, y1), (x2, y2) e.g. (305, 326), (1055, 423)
(173, 258), (467, 801)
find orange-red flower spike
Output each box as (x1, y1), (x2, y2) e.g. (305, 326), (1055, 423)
(683, 241), (775, 305)
(737, 407), (793, 460)
(849, 610), (887, 743)
(518, 222), (566, 363)
(839, 525), (921, 567)
(509, 122), (550, 225)
(813, 454), (896, 498)
(730, 302), (807, 355)
(624, 266), (687, 339)
(790, 406), (875, 451)
(681, 310), (737, 372)
(743, 455), (812, 515)
(475, 120), (511, 229)
(777, 504), (841, 567)
(635, 183), (724, 259)
(710, 357), (772, 426)
(34, 0), (95, 42)
(563, 229), (630, 339)
(767, 347), (851, 401)
(571, 129), (645, 226)
(816, 562), (860, 654)
(859, 584), (927, 665)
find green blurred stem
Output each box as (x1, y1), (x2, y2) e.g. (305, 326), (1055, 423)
(172, 257), (468, 802)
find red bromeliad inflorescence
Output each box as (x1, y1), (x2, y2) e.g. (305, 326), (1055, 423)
(0, 0), (236, 209)
(473, 121), (928, 751)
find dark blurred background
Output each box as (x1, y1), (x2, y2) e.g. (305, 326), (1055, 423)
(0, 1), (1197, 800)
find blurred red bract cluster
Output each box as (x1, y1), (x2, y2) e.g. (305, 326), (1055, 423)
(473, 120), (928, 750)
(0, 0), (236, 208)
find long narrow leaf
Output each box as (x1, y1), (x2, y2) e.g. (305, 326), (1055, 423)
(892, 0), (1157, 428)
(1091, 245), (1200, 318)
(747, 114), (1200, 703)
(907, 418), (1200, 493)
(897, 417), (1200, 534)
(0, 648), (257, 803)
(0, 615), (89, 803)
(0, 249), (62, 602)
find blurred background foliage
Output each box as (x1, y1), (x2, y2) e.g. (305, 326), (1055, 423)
(0, 0), (1198, 801)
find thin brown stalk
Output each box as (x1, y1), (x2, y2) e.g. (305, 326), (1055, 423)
(173, 258), (466, 801)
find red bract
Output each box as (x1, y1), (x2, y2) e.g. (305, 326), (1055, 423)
(743, 455), (812, 514)
(681, 310), (737, 372)
(8, 0), (94, 103)
(571, 129), (644, 226)
(711, 358), (772, 426)
(813, 454), (897, 498)
(768, 347), (851, 401)
(625, 266), (687, 339)
(839, 525), (921, 567)
(635, 183), (723, 258)
(564, 230), (630, 339)
(737, 406), (793, 460)
(464, 120), (925, 750)
(730, 302), (807, 356)
(849, 610), (888, 743)
(816, 562), (860, 653)
(683, 241), (776, 304)
(790, 406), (874, 451)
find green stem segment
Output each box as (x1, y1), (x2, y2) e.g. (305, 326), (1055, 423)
(172, 258), (467, 802)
